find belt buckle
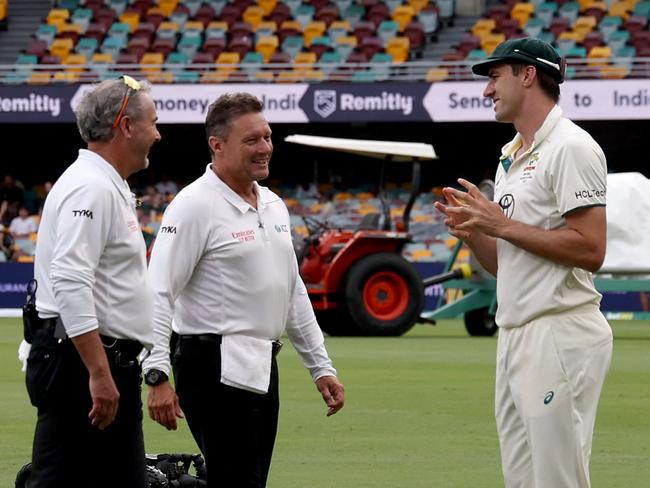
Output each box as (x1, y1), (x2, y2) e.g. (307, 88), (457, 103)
(272, 340), (283, 357)
(115, 350), (136, 368)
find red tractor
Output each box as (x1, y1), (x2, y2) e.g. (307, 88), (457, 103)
(286, 135), (437, 336)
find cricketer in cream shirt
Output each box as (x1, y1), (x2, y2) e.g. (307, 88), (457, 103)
(493, 105), (607, 328)
(143, 164), (336, 381)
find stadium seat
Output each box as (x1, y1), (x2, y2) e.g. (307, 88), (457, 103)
(392, 5), (416, 31)
(107, 0), (127, 16)
(295, 4), (316, 28)
(320, 50), (343, 71)
(282, 34), (304, 58)
(169, 9), (189, 29)
(588, 45), (612, 66)
(304, 21), (327, 46)
(133, 22), (155, 41)
(91, 52), (114, 72)
(343, 3), (366, 24)
(269, 3), (292, 25)
(179, 36), (203, 57)
(151, 37), (176, 57)
(141, 52), (165, 72)
(536, 2), (558, 28)
(599, 15), (623, 40)
(607, 29), (630, 52)
(549, 17), (571, 37)
(228, 35), (253, 57)
(64, 53), (87, 71)
(335, 35), (357, 59)
(36, 24), (58, 46)
(359, 36), (384, 59)
(583, 30), (605, 51)
(28, 72), (52, 85)
(255, 21), (278, 43)
(241, 50), (264, 71)
(404, 21), (425, 56)
(127, 36), (151, 59)
(559, 1), (581, 24)
(487, 4), (510, 23)
(367, 2), (391, 27)
(378, 19), (400, 43)
(574, 15), (599, 40)
(385, 35), (410, 62)
(16, 54), (39, 72)
(50, 38), (75, 62)
(47, 8), (70, 29)
(353, 20), (376, 44)
(625, 15), (648, 32)
(471, 18), (496, 37)
(165, 51), (190, 73)
(158, 0), (180, 16)
(633, 0), (650, 18)
(157, 21), (180, 39)
(584, 1), (608, 21)
(315, 4), (340, 27)
(243, 5), (265, 28)
(418, 7), (439, 37)
(71, 8), (93, 33)
(120, 11), (140, 33)
(466, 48), (488, 59)
(599, 64), (629, 78)
(259, 0), (278, 16)
(191, 51), (217, 68)
(608, 1), (631, 21)
(523, 17), (544, 37)
(293, 51), (317, 67)
(215, 51), (241, 72)
(174, 70), (201, 82)
(481, 33), (506, 54)
(230, 21), (254, 39)
(195, 5), (218, 27)
(255, 35), (279, 62)
(25, 39), (49, 60)
(328, 19), (351, 42)
(498, 18), (522, 38)
(511, 2), (535, 27)
(205, 21), (229, 39)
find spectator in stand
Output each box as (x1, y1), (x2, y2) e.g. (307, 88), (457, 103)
(10, 206), (39, 257)
(0, 224), (13, 262)
(10, 206), (38, 239)
(0, 174), (25, 226)
(155, 173), (179, 197)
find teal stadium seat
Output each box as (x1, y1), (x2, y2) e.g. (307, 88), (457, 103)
(241, 51), (264, 73)
(536, 2), (558, 28)
(175, 70), (201, 83)
(599, 16), (623, 41)
(71, 8), (93, 33)
(101, 36), (126, 58)
(320, 50), (342, 72)
(184, 0), (204, 16)
(558, 2), (580, 24)
(178, 36), (202, 57)
(282, 35), (304, 59)
(106, 0), (127, 16)
(16, 54), (38, 72)
(2, 72), (30, 84)
(76, 37), (99, 57)
(466, 48), (487, 60)
(378, 20), (400, 44)
(36, 24), (57, 46)
(170, 11), (189, 29)
(58, 0), (80, 9)
(166, 51), (190, 73)
(206, 0), (227, 16)
(108, 22), (131, 42)
(344, 4), (366, 24)
(524, 17), (545, 37)
(295, 4), (315, 28)
(633, 1), (650, 19)
(608, 30), (630, 53)
(370, 52), (392, 81)
(351, 70), (376, 82)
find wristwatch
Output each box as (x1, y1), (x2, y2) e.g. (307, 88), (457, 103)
(144, 369), (169, 387)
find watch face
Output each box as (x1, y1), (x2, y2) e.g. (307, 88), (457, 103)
(146, 370), (160, 385)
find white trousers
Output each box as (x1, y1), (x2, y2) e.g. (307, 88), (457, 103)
(495, 310), (613, 488)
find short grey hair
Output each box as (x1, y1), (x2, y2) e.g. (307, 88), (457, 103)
(75, 77), (153, 143)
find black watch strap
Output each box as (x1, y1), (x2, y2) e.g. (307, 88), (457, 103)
(144, 369), (168, 386)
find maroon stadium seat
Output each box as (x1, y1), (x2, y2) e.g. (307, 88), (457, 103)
(217, 4), (240, 27)
(549, 17), (570, 38)
(404, 21), (425, 57)
(359, 35), (383, 59)
(228, 36), (253, 57)
(151, 38), (176, 57)
(133, 22), (156, 42)
(127, 37), (151, 59)
(269, 3), (292, 25)
(315, 5), (340, 27)
(353, 21), (375, 44)
(202, 37), (227, 58)
(25, 39), (48, 59)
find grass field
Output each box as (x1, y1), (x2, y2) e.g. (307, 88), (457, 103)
(2, 317), (649, 487)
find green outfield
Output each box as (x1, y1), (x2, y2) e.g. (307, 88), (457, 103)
(1, 317), (649, 487)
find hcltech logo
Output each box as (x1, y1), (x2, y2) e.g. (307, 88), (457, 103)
(544, 391), (555, 405)
(314, 90), (337, 118)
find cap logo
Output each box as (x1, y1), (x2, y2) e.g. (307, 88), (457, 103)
(513, 49), (560, 71)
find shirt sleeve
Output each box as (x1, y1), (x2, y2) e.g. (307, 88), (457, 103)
(284, 230), (337, 382)
(143, 194), (209, 375)
(50, 183), (112, 338)
(552, 134), (607, 217)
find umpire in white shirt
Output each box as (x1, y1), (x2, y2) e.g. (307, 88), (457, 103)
(26, 76), (160, 487)
(143, 92), (345, 487)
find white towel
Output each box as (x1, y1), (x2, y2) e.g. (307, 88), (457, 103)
(220, 334), (272, 394)
(18, 340), (31, 372)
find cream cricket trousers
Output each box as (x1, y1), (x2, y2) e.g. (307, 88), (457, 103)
(495, 309), (613, 488)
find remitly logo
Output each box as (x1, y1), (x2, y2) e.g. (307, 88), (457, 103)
(313, 90), (413, 118)
(0, 94), (62, 117)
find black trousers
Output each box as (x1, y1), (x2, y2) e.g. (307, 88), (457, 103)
(26, 330), (145, 488)
(173, 335), (280, 488)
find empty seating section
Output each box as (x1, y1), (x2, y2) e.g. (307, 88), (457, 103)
(444, 0), (650, 80)
(11, 0), (444, 83)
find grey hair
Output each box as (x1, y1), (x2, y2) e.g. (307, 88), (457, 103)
(74, 77), (153, 143)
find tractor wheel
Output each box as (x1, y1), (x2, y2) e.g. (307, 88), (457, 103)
(315, 309), (362, 336)
(343, 253), (424, 336)
(464, 307), (498, 336)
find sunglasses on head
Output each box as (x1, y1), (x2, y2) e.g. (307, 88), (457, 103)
(112, 75), (142, 129)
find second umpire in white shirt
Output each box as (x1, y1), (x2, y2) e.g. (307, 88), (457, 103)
(27, 76), (160, 487)
(143, 92), (345, 488)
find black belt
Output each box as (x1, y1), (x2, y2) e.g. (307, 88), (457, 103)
(178, 334), (283, 356)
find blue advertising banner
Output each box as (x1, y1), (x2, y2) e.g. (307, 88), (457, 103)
(300, 83), (432, 122)
(0, 263), (32, 308)
(0, 85), (78, 123)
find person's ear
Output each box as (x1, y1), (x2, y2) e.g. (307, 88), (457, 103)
(522, 65), (536, 87)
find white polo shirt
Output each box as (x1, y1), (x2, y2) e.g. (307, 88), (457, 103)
(34, 149), (154, 349)
(143, 164), (337, 381)
(494, 105), (607, 328)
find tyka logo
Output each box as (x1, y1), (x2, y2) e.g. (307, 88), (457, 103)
(544, 391), (555, 405)
(72, 209), (93, 219)
(498, 194), (515, 219)
(314, 90), (337, 118)
(160, 226), (177, 234)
